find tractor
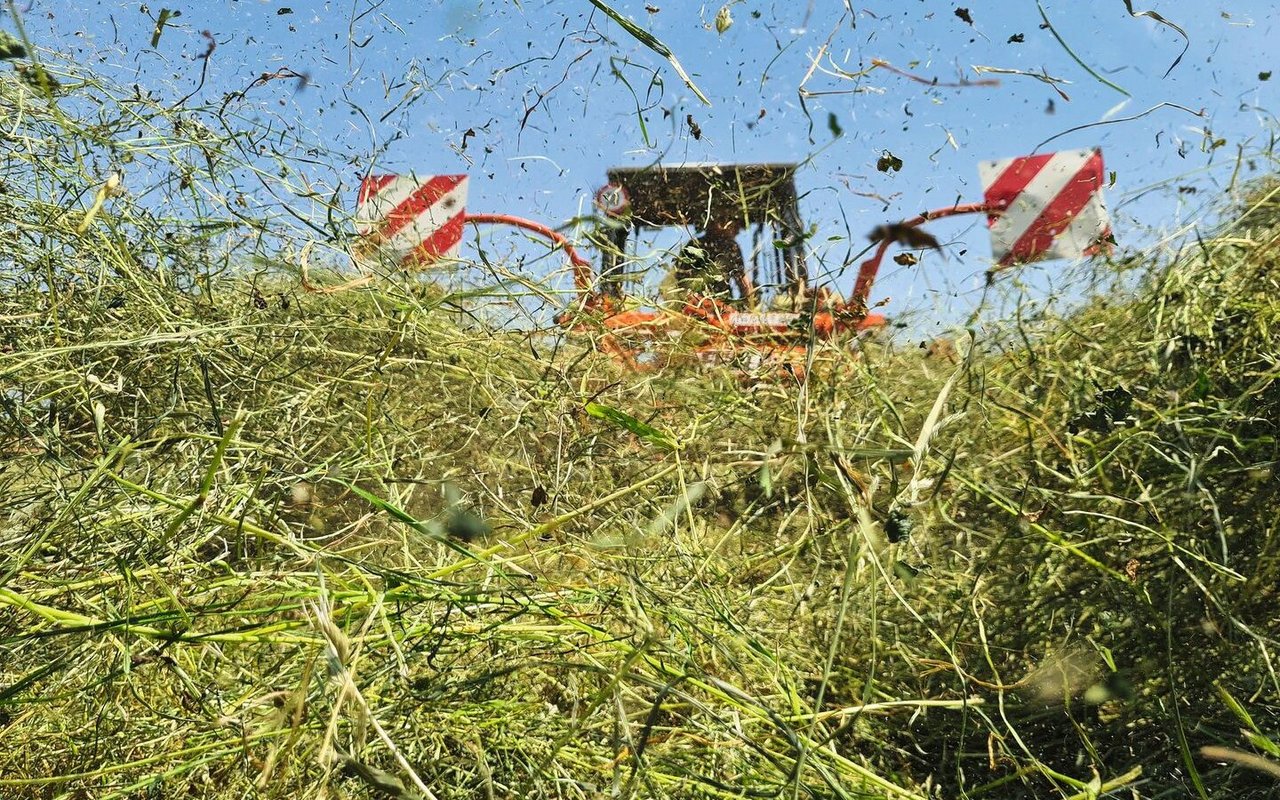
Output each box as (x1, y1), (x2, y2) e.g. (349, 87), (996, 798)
(558, 163), (885, 372)
(346, 163), (976, 375)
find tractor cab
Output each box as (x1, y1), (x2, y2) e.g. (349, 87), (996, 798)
(564, 163), (876, 371)
(592, 163), (811, 308)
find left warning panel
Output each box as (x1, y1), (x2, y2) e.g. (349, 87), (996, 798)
(355, 174), (469, 266)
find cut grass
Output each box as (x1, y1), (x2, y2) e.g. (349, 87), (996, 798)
(2, 49), (1279, 800)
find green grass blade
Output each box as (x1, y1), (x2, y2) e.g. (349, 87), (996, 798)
(589, 0), (712, 106)
(1037, 1), (1129, 97)
(585, 400), (679, 451)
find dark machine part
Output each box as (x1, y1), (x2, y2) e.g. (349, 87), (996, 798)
(596, 163), (808, 299)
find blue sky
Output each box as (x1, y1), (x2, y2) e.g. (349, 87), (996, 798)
(24, 1), (1280, 324)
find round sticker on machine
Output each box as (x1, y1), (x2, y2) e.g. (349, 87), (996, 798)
(594, 183), (630, 217)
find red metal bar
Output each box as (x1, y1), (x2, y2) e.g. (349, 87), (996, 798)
(852, 202), (1002, 307)
(463, 212), (593, 290)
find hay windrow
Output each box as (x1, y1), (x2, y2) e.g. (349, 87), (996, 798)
(2, 51), (1278, 800)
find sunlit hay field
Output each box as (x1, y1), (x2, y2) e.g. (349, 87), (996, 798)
(3, 52), (1279, 800)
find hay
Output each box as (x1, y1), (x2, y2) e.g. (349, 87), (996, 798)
(2, 51), (1278, 800)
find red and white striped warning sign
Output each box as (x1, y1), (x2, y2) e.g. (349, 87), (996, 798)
(355, 174), (469, 265)
(979, 148), (1111, 267)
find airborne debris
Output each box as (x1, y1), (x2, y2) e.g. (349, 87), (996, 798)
(1121, 0), (1189, 78)
(954, 8), (974, 25)
(1038, 0), (1129, 96)
(870, 223), (941, 251)
(16, 63), (63, 94)
(884, 509), (914, 542)
(590, 0), (711, 106)
(872, 58), (1000, 89)
(149, 8), (181, 49)
(893, 560), (923, 582)
(0, 31), (25, 60)
(714, 4), (733, 34)
(971, 64), (1072, 101)
(876, 151), (903, 173)
(531, 485), (549, 507)
(1067, 384), (1134, 435)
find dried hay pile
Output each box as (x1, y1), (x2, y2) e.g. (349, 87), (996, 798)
(2, 51), (1278, 800)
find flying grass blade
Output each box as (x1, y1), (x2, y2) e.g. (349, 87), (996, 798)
(589, 0), (711, 106)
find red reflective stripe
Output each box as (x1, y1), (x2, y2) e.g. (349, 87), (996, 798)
(358, 174), (397, 206)
(379, 175), (467, 241)
(982, 152), (1054, 224)
(999, 150), (1103, 266)
(404, 212), (466, 265)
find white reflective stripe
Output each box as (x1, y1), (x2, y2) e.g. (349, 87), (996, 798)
(727, 312), (798, 327)
(354, 192), (384, 232)
(355, 175), (459, 235)
(1047, 192), (1109, 260)
(359, 176), (432, 222)
(381, 182), (469, 255)
(356, 180), (408, 230)
(983, 149), (1092, 260)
